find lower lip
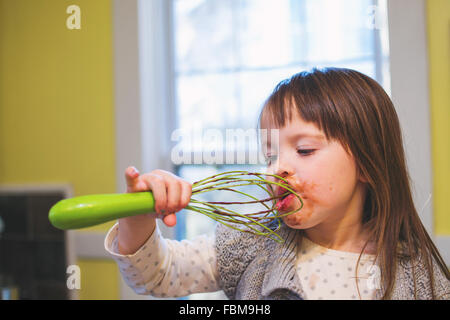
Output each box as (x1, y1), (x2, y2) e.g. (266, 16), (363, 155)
(276, 194), (295, 211)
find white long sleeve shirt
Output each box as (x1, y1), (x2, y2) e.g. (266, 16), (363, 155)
(104, 223), (220, 298)
(104, 223), (379, 299)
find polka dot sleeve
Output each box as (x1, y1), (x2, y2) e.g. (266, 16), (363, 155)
(104, 222), (220, 298)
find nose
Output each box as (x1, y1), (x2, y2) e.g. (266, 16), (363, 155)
(266, 158), (294, 191)
(266, 162), (294, 197)
(264, 150), (295, 187)
(274, 155), (295, 179)
(275, 167), (294, 180)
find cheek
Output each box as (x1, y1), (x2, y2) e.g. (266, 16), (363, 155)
(281, 149), (359, 228)
(282, 179), (319, 228)
(283, 176), (358, 229)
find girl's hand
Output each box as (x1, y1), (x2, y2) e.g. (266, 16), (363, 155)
(124, 166), (192, 227)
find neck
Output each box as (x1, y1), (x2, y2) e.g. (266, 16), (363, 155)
(304, 182), (374, 254)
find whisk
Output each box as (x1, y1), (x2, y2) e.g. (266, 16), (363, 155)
(49, 170), (303, 243)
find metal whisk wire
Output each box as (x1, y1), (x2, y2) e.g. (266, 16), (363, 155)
(185, 170), (303, 243)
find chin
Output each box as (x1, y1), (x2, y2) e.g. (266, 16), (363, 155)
(279, 197), (315, 229)
(282, 211), (310, 229)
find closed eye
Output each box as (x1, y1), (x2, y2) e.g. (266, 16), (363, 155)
(266, 149), (315, 164)
(297, 149), (315, 156)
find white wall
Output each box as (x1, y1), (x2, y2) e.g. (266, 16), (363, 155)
(387, 0), (433, 235)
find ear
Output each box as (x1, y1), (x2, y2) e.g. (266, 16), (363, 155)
(357, 166), (368, 183)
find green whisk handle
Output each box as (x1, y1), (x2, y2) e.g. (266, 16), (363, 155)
(48, 192), (155, 230)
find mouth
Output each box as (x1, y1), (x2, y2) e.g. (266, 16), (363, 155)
(274, 183), (297, 211)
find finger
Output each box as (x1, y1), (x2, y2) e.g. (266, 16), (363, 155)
(143, 174), (167, 215)
(166, 179), (181, 213)
(163, 213), (177, 227)
(125, 166), (140, 188)
(179, 181), (192, 211)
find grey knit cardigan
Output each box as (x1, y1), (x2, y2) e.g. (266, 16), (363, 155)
(214, 221), (450, 300)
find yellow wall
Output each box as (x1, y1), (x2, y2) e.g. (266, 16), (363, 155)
(427, 0), (450, 235)
(0, 0), (119, 299)
(77, 259), (120, 300)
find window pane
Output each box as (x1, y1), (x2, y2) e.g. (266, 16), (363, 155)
(176, 73), (238, 133)
(304, 0), (374, 62)
(236, 0), (294, 68)
(174, 0), (236, 73)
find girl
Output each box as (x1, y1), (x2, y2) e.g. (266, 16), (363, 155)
(104, 67), (449, 300)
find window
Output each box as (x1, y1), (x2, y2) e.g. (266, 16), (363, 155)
(169, 0), (390, 299)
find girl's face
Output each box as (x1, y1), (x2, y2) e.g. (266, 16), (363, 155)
(262, 109), (367, 230)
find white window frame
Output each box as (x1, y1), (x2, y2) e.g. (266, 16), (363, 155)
(113, 0), (177, 300)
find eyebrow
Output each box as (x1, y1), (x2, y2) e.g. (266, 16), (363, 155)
(263, 132), (326, 147)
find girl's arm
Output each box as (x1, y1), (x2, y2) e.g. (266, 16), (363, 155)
(105, 222), (220, 297)
(117, 167), (188, 255)
(117, 213), (156, 255)
(106, 167), (220, 297)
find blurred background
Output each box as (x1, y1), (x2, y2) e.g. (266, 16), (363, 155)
(0, 0), (448, 300)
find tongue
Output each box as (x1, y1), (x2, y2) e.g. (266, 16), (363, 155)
(276, 194), (294, 211)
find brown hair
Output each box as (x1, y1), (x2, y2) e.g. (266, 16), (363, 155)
(258, 67), (449, 299)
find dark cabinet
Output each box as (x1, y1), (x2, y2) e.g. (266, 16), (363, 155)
(0, 192), (69, 299)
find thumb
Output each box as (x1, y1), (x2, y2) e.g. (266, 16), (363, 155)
(162, 213), (177, 227)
